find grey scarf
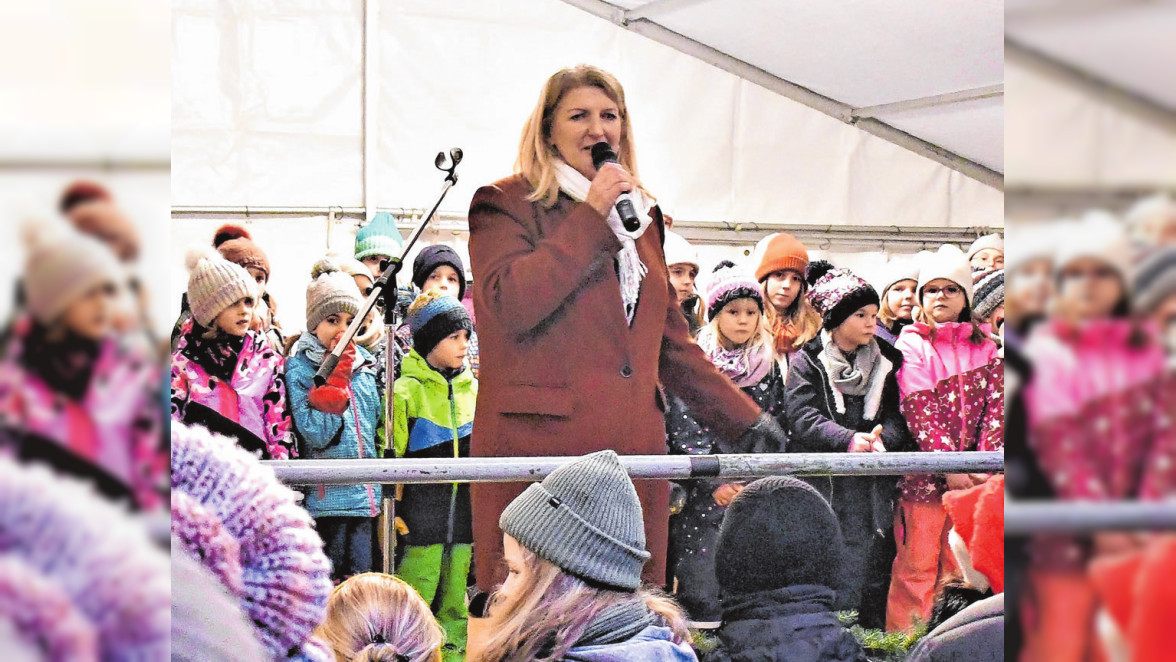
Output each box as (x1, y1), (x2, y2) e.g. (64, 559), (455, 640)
(820, 329), (881, 397)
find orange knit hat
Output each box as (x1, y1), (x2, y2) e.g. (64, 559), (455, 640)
(755, 232), (810, 282)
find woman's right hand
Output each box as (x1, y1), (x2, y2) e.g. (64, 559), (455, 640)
(584, 162), (636, 218)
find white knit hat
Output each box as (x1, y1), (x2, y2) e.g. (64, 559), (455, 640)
(305, 258), (362, 333)
(873, 255), (921, 297)
(1124, 193), (1176, 243)
(966, 233), (1004, 262)
(917, 244), (975, 305)
(186, 247), (258, 328)
(1053, 210), (1132, 282)
(22, 222), (122, 326)
(663, 230), (699, 271)
(1004, 222), (1058, 275)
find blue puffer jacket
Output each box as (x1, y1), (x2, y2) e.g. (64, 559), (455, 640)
(564, 626), (698, 662)
(285, 333), (381, 518)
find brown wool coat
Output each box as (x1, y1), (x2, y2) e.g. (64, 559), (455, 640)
(467, 174), (760, 590)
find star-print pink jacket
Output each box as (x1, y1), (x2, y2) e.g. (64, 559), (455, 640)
(0, 315), (167, 510)
(1025, 319), (1176, 502)
(170, 318), (295, 460)
(894, 321), (1004, 503)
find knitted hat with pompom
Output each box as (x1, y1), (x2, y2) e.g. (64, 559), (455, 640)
(213, 224), (270, 282)
(186, 247), (257, 328)
(305, 258), (362, 333)
(805, 260), (880, 330)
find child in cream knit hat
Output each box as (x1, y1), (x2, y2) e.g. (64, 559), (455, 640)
(171, 247), (295, 460)
(284, 258), (383, 581)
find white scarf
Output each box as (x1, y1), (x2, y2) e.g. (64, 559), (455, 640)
(554, 161), (654, 324)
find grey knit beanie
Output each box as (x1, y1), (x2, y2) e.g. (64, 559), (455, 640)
(500, 450), (650, 591)
(1133, 247), (1176, 315)
(305, 258), (362, 333)
(186, 247), (257, 328)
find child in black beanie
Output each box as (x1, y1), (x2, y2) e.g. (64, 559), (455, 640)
(709, 476), (866, 662)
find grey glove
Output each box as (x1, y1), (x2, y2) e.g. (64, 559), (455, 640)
(723, 412), (788, 454)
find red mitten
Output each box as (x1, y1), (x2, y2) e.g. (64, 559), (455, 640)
(307, 339), (356, 414)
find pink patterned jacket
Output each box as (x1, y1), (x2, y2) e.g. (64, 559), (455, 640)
(1026, 320), (1176, 501)
(0, 316), (167, 510)
(170, 318), (295, 460)
(894, 321), (1004, 503)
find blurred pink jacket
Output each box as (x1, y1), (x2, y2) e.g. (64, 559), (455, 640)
(895, 321), (1004, 503)
(1025, 319), (1176, 502)
(0, 316), (167, 509)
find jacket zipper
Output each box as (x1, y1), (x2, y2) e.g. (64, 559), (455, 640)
(351, 384), (377, 517)
(446, 379), (460, 545)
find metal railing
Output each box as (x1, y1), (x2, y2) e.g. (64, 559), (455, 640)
(1005, 501), (1176, 534)
(264, 451), (1004, 486)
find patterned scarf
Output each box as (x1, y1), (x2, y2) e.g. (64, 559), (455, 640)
(697, 326), (773, 387)
(20, 322), (100, 401)
(554, 161), (654, 324)
(181, 322), (246, 383)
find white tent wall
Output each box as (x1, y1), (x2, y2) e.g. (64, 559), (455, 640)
(172, 0), (1003, 219)
(171, 0), (1004, 332)
(0, 0), (170, 337)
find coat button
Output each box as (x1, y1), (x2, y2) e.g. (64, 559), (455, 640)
(620, 364), (633, 378)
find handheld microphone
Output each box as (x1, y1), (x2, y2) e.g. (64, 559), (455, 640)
(591, 142), (641, 232)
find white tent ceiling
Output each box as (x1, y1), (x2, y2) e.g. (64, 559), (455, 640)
(171, 0), (1005, 236)
(1004, 0), (1176, 220)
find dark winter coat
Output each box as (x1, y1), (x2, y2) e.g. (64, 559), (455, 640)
(905, 593), (1004, 662)
(467, 174), (761, 591)
(708, 585), (866, 662)
(666, 360), (787, 622)
(785, 335), (915, 611)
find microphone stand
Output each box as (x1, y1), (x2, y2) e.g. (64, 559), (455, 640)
(313, 147), (463, 573)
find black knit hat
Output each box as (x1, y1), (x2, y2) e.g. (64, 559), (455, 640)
(412, 245), (466, 301)
(715, 476), (844, 595)
(805, 260), (880, 330)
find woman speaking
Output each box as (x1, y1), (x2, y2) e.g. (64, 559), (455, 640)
(467, 65), (786, 595)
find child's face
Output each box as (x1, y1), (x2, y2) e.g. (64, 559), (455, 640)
(970, 248), (1004, 271)
(921, 279), (966, 324)
(214, 296), (256, 336)
(885, 280), (917, 321)
(423, 265), (462, 299)
(61, 280), (118, 340)
(717, 298), (761, 346)
(426, 329), (469, 370)
(361, 255), (387, 279)
(499, 534), (529, 608)
(1008, 258), (1053, 318)
(763, 269), (803, 313)
(668, 263), (698, 304)
(315, 311), (355, 348)
(1059, 257), (1123, 321)
(247, 267), (268, 296)
(831, 304), (879, 350)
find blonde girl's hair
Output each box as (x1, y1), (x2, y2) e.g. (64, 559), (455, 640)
(705, 300), (775, 356)
(477, 547), (690, 662)
(315, 573), (445, 662)
(516, 65), (647, 207)
(761, 276), (821, 355)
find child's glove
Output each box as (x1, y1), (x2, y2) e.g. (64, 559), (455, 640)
(308, 335), (355, 414)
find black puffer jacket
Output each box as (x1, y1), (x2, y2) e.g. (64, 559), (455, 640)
(705, 585), (866, 662)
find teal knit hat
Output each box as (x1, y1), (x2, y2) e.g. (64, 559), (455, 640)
(500, 450), (650, 591)
(354, 212), (404, 261)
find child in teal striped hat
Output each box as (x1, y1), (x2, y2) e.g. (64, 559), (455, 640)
(354, 212), (405, 278)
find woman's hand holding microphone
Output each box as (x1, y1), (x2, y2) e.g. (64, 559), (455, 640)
(584, 162), (636, 219)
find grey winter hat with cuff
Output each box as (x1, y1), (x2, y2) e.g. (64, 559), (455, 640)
(499, 450), (651, 591)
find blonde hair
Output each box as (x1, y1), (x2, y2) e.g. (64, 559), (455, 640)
(478, 547), (689, 662)
(315, 573), (445, 662)
(516, 65), (645, 207)
(762, 278), (821, 355)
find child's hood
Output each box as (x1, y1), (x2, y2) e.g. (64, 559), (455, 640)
(564, 626), (698, 662)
